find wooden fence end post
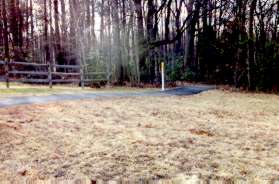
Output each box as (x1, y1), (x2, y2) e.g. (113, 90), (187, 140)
(80, 66), (85, 89)
(48, 63), (52, 89)
(5, 58), (9, 89)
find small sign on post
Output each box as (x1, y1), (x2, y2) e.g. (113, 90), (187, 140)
(161, 62), (165, 91)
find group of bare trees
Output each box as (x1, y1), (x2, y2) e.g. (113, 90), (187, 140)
(0, 0), (279, 90)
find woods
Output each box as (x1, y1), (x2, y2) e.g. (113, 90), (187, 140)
(0, 0), (279, 91)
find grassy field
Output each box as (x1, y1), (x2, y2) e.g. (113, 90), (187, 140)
(0, 90), (279, 182)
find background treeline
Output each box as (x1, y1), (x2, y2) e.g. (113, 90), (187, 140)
(0, 0), (279, 91)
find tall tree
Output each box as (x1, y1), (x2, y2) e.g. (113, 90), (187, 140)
(133, 0), (145, 80)
(54, 0), (60, 51)
(44, 0), (50, 64)
(60, 0), (67, 42)
(248, 0), (257, 90)
(111, 0), (122, 82)
(2, 0), (9, 60)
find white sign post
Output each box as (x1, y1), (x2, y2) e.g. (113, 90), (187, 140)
(161, 62), (165, 91)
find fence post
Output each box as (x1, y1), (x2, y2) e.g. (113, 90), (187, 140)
(5, 58), (9, 88)
(48, 63), (52, 89)
(80, 66), (84, 89)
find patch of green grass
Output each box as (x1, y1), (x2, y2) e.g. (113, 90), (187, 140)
(0, 88), (64, 95)
(0, 82), (157, 96)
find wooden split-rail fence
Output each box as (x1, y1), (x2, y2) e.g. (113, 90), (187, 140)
(0, 60), (107, 88)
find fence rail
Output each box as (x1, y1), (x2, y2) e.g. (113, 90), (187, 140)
(85, 72), (107, 75)
(9, 71), (49, 76)
(0, 61), (48, 67)
(55, 64), (81, 69)
(84, 79), (107, 82)
(52, 79), (81, 83)
(9, 79), (50, 83)
(52, 72), (81, 76)
(11, 61), (49, 67)
(0, 61), (108, 88)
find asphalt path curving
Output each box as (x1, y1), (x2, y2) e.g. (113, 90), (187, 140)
(0, 85), (214, 108)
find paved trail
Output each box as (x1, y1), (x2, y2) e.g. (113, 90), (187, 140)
(0, 86), (214, 108)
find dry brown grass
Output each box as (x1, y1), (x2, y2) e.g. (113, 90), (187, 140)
(0, 90), (279, 182)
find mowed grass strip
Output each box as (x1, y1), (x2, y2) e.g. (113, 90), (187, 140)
(0, 82), (156, 96)
(0, 90), (279, 181)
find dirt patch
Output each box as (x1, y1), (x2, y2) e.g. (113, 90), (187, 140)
(0, 123), (22, 131)
(189, 129), (214, 137)
(0, 90), (279, 181)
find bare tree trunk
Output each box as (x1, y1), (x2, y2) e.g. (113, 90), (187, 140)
(86, 0), (91, 50)
(130, 3), (140, 82)
(0, 1), (3, 49)
(60, 0), (67, 43)
(44, 0), (50, 64)
(217, 0), (223, 37)
(248, 0), (257, 90)
(2, 0), (9, 60)
(48, 0), (55, 68)
(107, 0), (112, 84)
(99, 0), (104, 56)
(25, 0), (29, 50)
(146, 0), (156, 82)
(133, 0), (145, 80)
(69, 0), (78, 64)
(165, 0), (172, 41)
(10, 0), (17, 51)
(121, 0), (129, 81)
(174, 0), (183, 54)
(30, 0), (35, 62)
(91, 0), (96, 46)
(17, 0), (23, 50)
(112, 0), (122, 82)
(276, 1), (279, 43)
(54, 0), (60, 50)
(184, 0), (197, 69)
